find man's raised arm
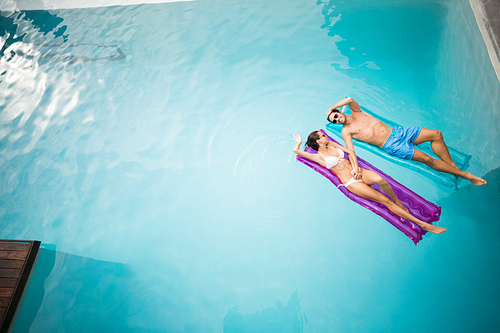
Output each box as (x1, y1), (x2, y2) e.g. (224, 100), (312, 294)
(327, 97), (362, 115)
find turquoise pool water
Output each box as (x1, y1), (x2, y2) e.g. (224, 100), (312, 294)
(1, 0), (500, 332)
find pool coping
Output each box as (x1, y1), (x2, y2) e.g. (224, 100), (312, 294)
(470, 0), (500, 82)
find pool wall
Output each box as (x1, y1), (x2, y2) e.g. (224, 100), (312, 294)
(1, 0), (499, 332)
(469, 0), (500, 82)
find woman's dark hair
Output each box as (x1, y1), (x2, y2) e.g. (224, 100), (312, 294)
(306, 131), (321, 151)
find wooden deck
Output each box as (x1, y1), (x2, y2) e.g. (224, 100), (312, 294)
(0, 240), (40, 333)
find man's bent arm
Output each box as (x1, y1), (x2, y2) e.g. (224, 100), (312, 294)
(327, 97), (362, 114)
(341, 130), (362, 179)
(341, 131), (356, 152)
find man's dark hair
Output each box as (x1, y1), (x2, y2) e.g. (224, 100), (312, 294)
(327, 109), (341, 123)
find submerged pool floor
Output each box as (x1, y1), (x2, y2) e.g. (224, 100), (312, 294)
(1, 0), (500, 332)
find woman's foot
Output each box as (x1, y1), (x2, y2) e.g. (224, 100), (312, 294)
(421, 224), (446, 234)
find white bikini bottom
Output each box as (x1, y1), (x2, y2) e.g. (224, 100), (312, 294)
(343, 177), (363, 187)
(337, 168), (363, 188)
(337, 169), (364, 188)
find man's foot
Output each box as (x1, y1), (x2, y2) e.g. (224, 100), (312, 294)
(422, 224), (446, 234)
(464, 172), (487, 186)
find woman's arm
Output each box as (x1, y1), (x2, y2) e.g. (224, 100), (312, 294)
(293, 134), (323, 164)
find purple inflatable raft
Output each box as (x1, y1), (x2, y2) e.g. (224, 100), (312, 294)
(296, 130), (441, 245)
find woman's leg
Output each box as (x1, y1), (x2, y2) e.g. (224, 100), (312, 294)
(347, 181), (446, 234)
(359, 169), (407, 211)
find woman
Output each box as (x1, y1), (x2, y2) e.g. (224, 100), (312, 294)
(293, 131), (446, 234)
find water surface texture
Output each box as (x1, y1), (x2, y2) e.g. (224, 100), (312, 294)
(1, 0), (500, 332)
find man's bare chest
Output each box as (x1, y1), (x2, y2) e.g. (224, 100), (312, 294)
(345, 115), (390, 145)
(350, 125), (377, 140)
(348, 117), (378, 137)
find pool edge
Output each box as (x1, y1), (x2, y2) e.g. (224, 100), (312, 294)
(469, 0), (500, 83)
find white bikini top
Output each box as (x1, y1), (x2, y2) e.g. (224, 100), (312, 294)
(319, 147), (345, 169)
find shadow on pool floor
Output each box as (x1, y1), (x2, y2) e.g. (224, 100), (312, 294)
(223, 289), (305, 333)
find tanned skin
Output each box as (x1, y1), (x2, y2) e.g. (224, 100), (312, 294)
(327, 97), (486, 186)
(292, 132), (446, 234)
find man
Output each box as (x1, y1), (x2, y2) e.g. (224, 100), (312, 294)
(326, 97), (486, 186)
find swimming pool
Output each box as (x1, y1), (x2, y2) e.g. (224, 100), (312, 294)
(1, 0), (500, 331)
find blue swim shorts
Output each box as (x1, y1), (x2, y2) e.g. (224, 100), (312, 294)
(381, 126), (422, 160)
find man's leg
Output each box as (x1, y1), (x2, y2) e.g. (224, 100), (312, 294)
(412, 149), (486, 186)
(412, 128), (457, 168)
